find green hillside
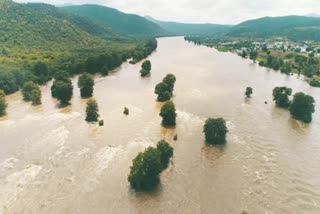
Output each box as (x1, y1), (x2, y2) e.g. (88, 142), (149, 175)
(146, 16), (232, 36)
(63, 4), (167, 37)
(0, 0), (156, 94)
(227, 16), (320, 41)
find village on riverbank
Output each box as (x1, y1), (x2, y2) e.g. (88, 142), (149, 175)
(185, 36), (320, 87)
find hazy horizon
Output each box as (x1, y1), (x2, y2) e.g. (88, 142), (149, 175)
(13, 0), (320, 25)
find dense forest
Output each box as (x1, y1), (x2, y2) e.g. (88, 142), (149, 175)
(0, 0), (157, 95)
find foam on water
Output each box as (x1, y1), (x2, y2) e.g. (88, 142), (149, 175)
(95, 146), (123, 175)
(0, 164), (42, 209)
(0, 157), (18, 175)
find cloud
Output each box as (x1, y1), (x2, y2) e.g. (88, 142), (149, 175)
(13, 0), (320, 24)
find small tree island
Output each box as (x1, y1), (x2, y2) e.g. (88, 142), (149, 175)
(203, 118), (228, 144)
(140, 60), (151, 77)
(289, 92), (315, 123)
(245, 87), (253, 98)
(78, 73), (95, 98)
(51, 71), (73, 106)
(155, 73), (176, 102)
(160, 100), (177, 127)
(128, 141), (173, 191)
(86, 99), (99, 122)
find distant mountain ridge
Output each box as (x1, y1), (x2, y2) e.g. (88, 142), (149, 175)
(63, 5), (167, 37)
(226, 15), (320, 41)
(145, 16), (233, 36)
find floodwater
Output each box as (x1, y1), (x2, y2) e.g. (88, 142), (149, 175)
(0, 37), (320, 214)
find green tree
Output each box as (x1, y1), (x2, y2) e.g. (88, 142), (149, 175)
(128, 147), (162, 191)
(31, 88), (41, 105)
(162, 74), (176, 93)
(289, 92), (315, 123)
(155, 82), (171, 102)
(160, 101), (177, 127)
(272, 87), (292, 108)
(78, 73), (94, 98)
(86, 99), (99, 122)
(140, 69), (150, 77)
(245, 87), (253, 98)
(249, 50), (258, 63)
(32, 62), (51, 85)
(280, 62), (291, 75)
(0, 90), (7, 116)
(156, 140), (173, 170)
(142, 60), (151, 71)
(51, 80), (73, 105)
(203, 118), (228, 144)
(22, 81), (38, 101)
(155, 74), (176, 102)
(54, 70), (70, 82)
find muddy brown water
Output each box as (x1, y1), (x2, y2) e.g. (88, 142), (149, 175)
(0, 37), (320, 214)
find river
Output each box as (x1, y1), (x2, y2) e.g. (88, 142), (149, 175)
(0, 37), (320, 214)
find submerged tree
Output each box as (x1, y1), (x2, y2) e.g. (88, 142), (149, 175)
(31, 87), (42, 105)
(32, 62), (51, 85)
(140, 60), (152, 77)
(160, 101), (177, 127)
(245, 87), (253, 98)
(22, 81), (38, 101)
(272, 86), (292, 108)
(156, 140), (174, 170)
(86, 99), (99, 122)
(155, 74), (176, 102)
(128, 147), (162, 191)
(162, 74), (176, 93)
(78, 73), (95, 98)
(123, 107), (129, 115)
(289, 92), (315, 123)
(128, 141), (174, 191)
(203, 118), (228, 144)
(51, 80), (73, 105)
(0, 90), (7, 116)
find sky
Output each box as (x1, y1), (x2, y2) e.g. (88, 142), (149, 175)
(13, 0), (320, 24)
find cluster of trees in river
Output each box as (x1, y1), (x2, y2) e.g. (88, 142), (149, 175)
(155, 74), (176, 102)
(128, 141), (173, 191)
(127, 73), (230, 191)
(272, 86), (315, 123)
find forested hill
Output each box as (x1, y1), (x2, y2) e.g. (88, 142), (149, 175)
(63, 5), (167, 37)
(146, 16), (233, 36)
(0, 0), (157, 94)
(226, 16), (320, 41)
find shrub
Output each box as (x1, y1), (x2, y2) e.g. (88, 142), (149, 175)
(245, 87), (253, 98)
(123, 107), (129, 115)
